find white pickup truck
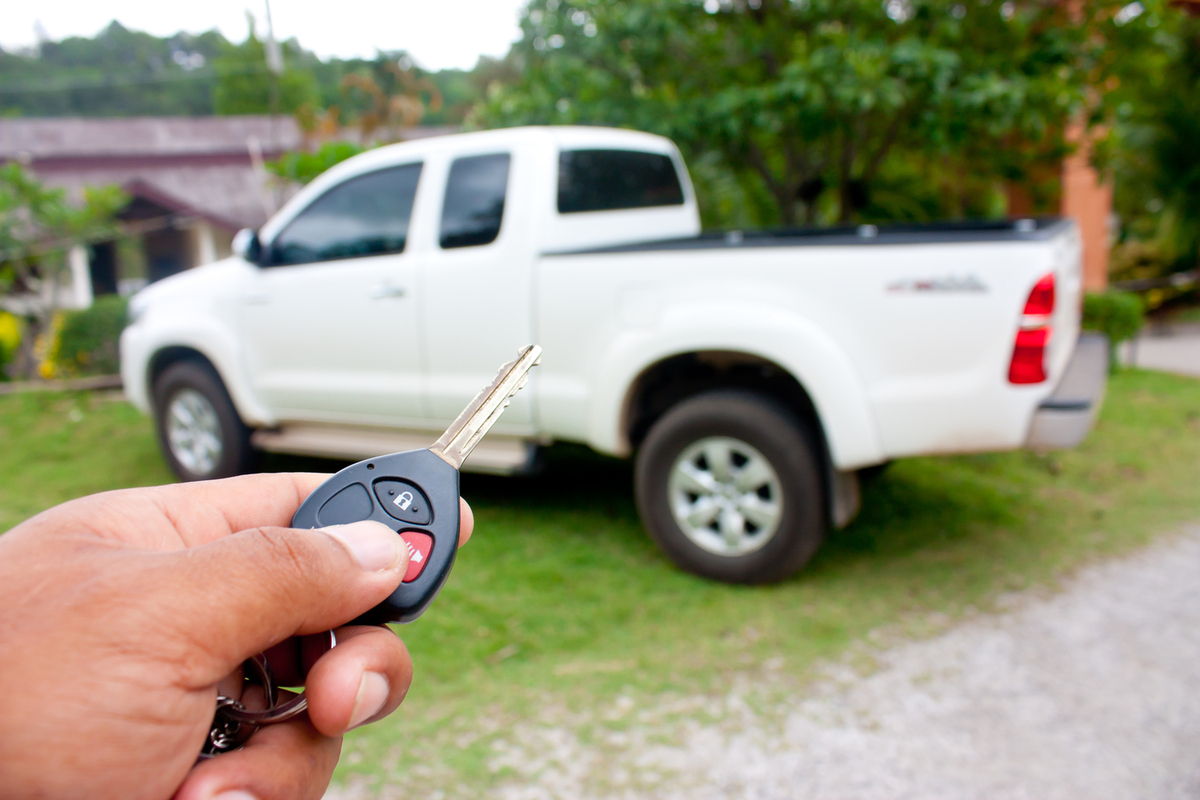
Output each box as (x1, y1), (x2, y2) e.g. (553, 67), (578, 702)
(121, 125), (1107, 583)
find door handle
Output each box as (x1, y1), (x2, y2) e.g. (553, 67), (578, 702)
(369, 284), (407, 299)
(243, 293), (270, 305)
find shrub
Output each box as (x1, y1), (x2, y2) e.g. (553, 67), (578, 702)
(0, 312), (20, 381)
(267, 141), (367, 185)
(1082, 291), (1144, 370)
(47, 295), (128, 377)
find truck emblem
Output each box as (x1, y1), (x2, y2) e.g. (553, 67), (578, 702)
(887, 275), (987, 293)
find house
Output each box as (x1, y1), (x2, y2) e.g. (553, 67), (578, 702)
(1, 116), (457, 309)
(0, 115), (304, 303)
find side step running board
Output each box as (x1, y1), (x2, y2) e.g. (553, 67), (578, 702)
(251, 424), (538, 475)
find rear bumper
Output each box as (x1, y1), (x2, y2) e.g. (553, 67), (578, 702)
(1025, 333), (1109, 450)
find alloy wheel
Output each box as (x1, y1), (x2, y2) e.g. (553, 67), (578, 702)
(667, 436), (784, 556)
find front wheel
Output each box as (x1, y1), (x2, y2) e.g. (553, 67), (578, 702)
(634, 390), (826, 584)
(152, 360), (256, 481)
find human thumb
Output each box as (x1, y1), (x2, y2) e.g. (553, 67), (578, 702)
(157, 520), (407, 685)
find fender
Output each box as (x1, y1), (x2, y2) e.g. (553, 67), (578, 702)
(124, 314), (277, 428)
(588, 302), (885, 470)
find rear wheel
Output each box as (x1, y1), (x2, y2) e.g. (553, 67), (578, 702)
(152, 360), (256, 481)
(634, 390), (826, 584)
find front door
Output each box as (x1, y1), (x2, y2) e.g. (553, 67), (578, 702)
(238, 162), (427, 427)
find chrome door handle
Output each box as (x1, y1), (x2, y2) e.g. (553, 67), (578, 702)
(369, 284), (407, 299)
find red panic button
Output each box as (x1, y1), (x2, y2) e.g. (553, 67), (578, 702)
(399, 531), (433, 582)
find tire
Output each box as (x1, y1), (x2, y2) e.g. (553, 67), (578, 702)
(152, 360), (257, 481)
(634, 390), (826, 584)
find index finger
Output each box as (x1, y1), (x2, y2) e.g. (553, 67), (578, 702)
(9, 472), (334, 551)
(147, 472), (333, 546)
(152, 475), (475, 549)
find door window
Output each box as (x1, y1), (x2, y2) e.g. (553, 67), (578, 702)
(439, 153), (511, 249)
(269, 163), (422, 266)
(557, 149), (684, 214)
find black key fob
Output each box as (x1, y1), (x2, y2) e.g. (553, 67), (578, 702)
(291, 449), (459, 624)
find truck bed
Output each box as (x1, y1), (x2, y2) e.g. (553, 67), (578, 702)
(550, 217), (1071, 255)
(535, 215), (1083, 467)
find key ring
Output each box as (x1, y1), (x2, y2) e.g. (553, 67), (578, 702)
(201, 629), (337, 758)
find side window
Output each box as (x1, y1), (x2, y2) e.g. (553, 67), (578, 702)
(558, 150), (685, 214)
(439, 153), (511, 249)
(269, 163), (422, 266)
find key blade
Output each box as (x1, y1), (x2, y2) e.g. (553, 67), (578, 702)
(430, 344), (542, 469)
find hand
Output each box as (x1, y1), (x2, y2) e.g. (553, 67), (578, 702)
(0, 473), (473, 800)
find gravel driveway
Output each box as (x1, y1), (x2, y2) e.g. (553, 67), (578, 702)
(332, 526), (1200, 799)
(492, 527), (1200, 799)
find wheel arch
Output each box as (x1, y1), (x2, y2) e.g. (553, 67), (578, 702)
(149, 348), (259, 480)
(623, 350), (824, 454)
(140, 333), (275, 429)
(622, 349), (839, 517)
(148, 346), (220, 392)
(585, 302), (884, 471)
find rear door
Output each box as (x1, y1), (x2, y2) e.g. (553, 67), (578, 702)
(421, 149), (535, 431)
(238, 162), (427, 426)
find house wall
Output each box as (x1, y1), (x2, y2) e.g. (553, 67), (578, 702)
(1061, 123), (1111, 292)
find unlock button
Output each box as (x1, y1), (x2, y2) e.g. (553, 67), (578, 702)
(372, 479), (432, 525)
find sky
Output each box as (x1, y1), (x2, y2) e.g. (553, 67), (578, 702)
(0, 0), (528, 71)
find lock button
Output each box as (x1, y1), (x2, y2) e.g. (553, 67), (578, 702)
(372, 479), (432, 525)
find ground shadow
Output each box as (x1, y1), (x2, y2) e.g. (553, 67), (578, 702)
(260, 444), (1033, 586)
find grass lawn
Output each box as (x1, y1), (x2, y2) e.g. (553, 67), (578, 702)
(3, 371), (1200, 794)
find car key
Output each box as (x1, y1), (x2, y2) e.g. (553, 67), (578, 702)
(291, 344), (541, 624)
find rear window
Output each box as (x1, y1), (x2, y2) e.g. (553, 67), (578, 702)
(557, 149), (685, 214)
(439, 153), (511, 249)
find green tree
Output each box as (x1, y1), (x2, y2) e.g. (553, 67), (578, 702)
(0, 22), (225, 117)
(1106, 6), (1200, 280)
(477, 0), (1127, 227)
(0, 164), (126, 379)
(265, 141), (367, 185)
(212, 19), (317, 115)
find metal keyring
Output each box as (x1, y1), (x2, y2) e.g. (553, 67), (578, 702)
(202, 629), (337, 756)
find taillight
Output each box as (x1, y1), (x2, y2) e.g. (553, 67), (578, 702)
(1024, 273), (1055, 316)
(1008, 272), (1055, 384)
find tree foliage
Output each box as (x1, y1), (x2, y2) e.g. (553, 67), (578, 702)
(477, 0), (1133, 227)
(1, 23), (489, 126)
(1105, 6), (1200, 277)
(211, 17), (319, 115)
(0, 164), (126, 379)
(265, 141), (367, 185)
(0, 22), (225, 117)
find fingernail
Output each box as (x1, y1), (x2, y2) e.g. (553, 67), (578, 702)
(208, 792), (257, 800)
(348, 671), (390, 730)
(321, 521), (406, 572)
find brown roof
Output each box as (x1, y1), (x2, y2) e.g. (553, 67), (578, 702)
(0, 117), (457, 232)
(0, 117), (456, 232)
(0, 116), (305, 231)
(0, 115), (303, 160)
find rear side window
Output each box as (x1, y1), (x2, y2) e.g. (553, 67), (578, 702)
(558, 149), (685, 214)
(439, 153), (511, 249)
(269, 163), (422, 266)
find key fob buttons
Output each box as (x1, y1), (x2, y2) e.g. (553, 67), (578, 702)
(399, 531), (433, 582)
(373, 479), (432, 525)
(317, 483), (374, 527)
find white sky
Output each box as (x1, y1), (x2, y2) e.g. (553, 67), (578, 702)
(0, 0), (528, 71)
